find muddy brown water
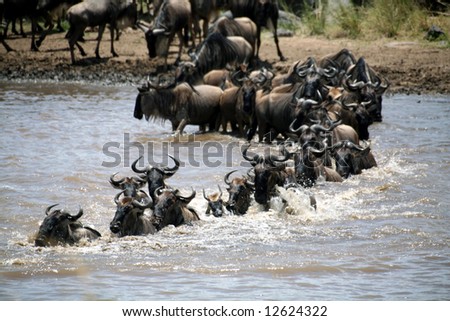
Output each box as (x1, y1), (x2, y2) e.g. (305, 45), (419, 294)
(0, 81), (449, 300)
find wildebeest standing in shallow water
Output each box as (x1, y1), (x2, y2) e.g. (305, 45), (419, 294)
(35, 204), (101, 246)
(133, 78), (223, 135)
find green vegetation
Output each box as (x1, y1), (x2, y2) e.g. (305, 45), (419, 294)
(334, 3), (362, 38)
(281, 0), (449, 45)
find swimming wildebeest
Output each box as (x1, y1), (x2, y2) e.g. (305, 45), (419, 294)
(35, 204), (101, 246)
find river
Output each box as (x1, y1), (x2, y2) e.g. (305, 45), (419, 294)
(0, 81), (449, 300)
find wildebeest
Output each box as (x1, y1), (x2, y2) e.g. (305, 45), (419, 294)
(208, 15), (257, 56)
(255, 93), (318, 143)
(133, 78), (223, 135)
(218, 72), (258, 138)
(242, 144), (291, 206)
(318, 48), (356, 86)
(226, 0), (285, 61)
(329, 140), (377, 178)
(344, 56), (389, 122)
(109, 190), (156, 236)
(223, 170), (254, 215)
(35, 204), (101, 246)
(286, 143), (343, 188)
(188, 32), (253, 76)
(137, 0), (191, 69)
(203, 185), (226, 217)
(235, 77), (258, 140)
(66, 0), (137, 64)
(109, 172), (147, 198)
(152, 188), (200, 230)
(131, 155), (179, 205)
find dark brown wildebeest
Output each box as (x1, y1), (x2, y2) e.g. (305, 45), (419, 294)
(329, 140), (377, 178)
(35, 204), (101, 246)
(223, 170), (254, 215)
(344, 57), (389, 122)
(152, 188), (200, 230)
(131, 155), (179, 206)
(242, 145), (291, 207)
(109, 190), (155, 236)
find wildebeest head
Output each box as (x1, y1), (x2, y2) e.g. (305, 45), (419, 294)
(341, 99), (373, 141)
(242, 145), (289, 205)
(145, 30), (171, 58)
(344, 57), (389, 122)
(223, 170), (254, 215)
(295, 57), (337, 102)
(133, 77), (180, 122)
(289, 122), (333, 149)
(132, 155), (180, 204)
(109, 173), (147, 198)
(35, 204), (100, 247)
(330, 140), (372, 178)
(203, 186), (225, 217)
(136, 0), (173, 59)
(241, 78), (257, 115)
(110, 191), (153, 235)
(294, 144), (328, 188)
(152, 188), (196, 230)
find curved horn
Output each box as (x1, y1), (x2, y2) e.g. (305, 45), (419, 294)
(114, 190), (125, 205)
(202, 189), (209, 200)
(322, 66), (337, 78)
(329, 141), (346, 152)
(45, 204), (59, 216)
(308, 145), (326, 157)
(241, 144), (255, 162)
(177, 188), (196, 203)
(152, 28), (166, 35)
(269, 145), (291, 163)
(224, 170), (238, 185)
(289, 119), (308, 133)
(342, 100), (358, 110)
(109, 172), (125, 187)
(132, 156), (149, 174)
(136, 21), (150, 33)
(347, 141), (369, 152)
(163, 155), (180, 177)
(132, 198), (153, 210)
(70, 207), (84, 221)
(310, 124), (334, 134)
(217, 185), (223, 198)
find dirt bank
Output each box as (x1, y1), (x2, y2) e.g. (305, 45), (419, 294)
(1, 29), (449, 94)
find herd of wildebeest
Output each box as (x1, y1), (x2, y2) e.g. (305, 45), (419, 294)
(2, 1), (390, 247)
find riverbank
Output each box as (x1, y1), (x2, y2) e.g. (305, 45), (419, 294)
(1, 29), (449, 94)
